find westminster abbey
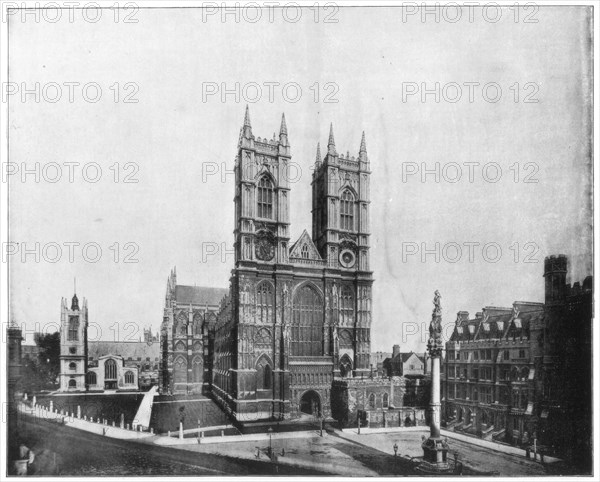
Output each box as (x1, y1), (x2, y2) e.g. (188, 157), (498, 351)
(210, 108), (374, 421)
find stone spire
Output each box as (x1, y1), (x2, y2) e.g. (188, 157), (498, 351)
(327, 123), (337, 156)
(315, 142), (322, 168)
(360, 131), (367, 153)
(242, 105), (253, 139)
(279, 113), (288, 146)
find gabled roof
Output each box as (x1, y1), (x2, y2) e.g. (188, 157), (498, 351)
(449, 302), (543, 343)
(289, 229), (322, 260)
(174, 285), (228, 306)
(88, 341), (160, 360)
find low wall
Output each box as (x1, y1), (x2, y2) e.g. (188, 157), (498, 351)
(18, 402), (153, 440)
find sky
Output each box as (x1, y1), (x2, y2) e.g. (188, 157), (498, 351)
(6, 5), (593, 352)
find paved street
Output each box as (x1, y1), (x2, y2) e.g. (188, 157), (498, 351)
(16, 415), (321, 476)
(171, 426), (558, 476)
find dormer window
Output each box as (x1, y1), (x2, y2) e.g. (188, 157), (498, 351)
(257, 176), (273, 219)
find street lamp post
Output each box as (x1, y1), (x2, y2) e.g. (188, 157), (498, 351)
(268, 427), (273, 459)
(393, 443), (398, 473)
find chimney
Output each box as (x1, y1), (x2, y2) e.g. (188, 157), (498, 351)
(392, 345), (400, 357)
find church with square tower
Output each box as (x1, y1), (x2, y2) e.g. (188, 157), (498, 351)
(212, 108), (374, 421)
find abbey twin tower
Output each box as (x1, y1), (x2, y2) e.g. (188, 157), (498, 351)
(161, 107), (374, 421)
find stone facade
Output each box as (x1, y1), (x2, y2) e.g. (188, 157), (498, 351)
(212, 109), (373, 421)
(159, 270), (228, 395)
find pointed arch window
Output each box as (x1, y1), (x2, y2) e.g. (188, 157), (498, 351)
(340, 286), (354, 326)
(256, 282), (274, 325)
(68, 315), (79, 341)
(340, 190), (355, 231)
(257, 176), (274, 219)
(124, 371), (135, 384)
(86, 371), (97, 386)
(192, 357), (203, 383)
(383, 393), (389, 408)
(291, 284), (324, 356)
(105, 359), (117, 380)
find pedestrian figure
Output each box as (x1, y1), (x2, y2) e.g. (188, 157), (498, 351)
(280, 448), (285, 457)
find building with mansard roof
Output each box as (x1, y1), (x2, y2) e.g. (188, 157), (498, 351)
(442, 254), (592, 470)
(211, 108), (374, 421)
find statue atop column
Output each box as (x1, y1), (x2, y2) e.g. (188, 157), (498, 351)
(419, 290), (451, 473)
(427, 290), (443, 357)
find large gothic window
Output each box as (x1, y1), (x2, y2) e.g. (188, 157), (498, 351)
(257, 176), (274, 219)
(256, 282), (274, 324)
(340, 190), (355, 231)
(105, 359), (117, 380)
(340, 286), (354, 326)
(291, 284), (324, 356)
(68, 315), (79, 341)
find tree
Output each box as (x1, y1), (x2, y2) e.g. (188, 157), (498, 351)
(35, 332), (61, 388)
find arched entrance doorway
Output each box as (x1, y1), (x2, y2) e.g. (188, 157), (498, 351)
(299, 390), (321, 416)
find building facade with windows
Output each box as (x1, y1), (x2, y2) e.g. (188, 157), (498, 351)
(442, 255), (593, 469)
(212, 108), (374, 421)
(86, 355), (139, 391)
(442, 302), (543, 444)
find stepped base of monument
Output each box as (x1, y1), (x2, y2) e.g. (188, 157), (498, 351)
(417, 436), (452, 474)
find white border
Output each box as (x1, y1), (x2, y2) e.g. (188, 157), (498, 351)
(0, 1), (597, 481)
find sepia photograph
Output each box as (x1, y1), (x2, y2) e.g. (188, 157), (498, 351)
(1, 1), (597, 479)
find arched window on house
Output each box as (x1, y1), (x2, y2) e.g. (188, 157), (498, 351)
(368, 393), (376, 409)
(124, 371), (135, 384)
(383, 393), (389, 408)
(105, 359), (117, 380)
(257, 176), (274, 219)
(340, 190), (355, 231)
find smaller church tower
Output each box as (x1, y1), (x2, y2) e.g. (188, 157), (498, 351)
(59, 292), (88, 391)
